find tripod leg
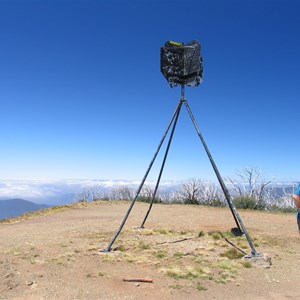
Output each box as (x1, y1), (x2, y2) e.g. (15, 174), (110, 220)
(140, 100), (183, 228)
(183, 100), (259, 256)
(101, 100), (183, 252)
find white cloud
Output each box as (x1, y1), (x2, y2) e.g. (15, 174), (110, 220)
(0, 179), (182, 203)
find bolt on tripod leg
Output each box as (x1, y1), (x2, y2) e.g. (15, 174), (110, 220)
(101, 100), (183, 252)
(140, 100), (183, 228)
(183, 100), (260, 256)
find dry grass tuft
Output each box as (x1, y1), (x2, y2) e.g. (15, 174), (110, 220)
(220, 248), (244, 260)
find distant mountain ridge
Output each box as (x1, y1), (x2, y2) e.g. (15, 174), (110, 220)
(0, 198), (51, 220)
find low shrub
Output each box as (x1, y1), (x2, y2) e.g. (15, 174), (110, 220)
(233, 196), (258, 209)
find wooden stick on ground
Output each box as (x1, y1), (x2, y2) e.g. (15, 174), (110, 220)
(122, 278), (153, 283)
(156, 237), (194, 245)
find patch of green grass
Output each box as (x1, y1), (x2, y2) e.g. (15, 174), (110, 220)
(55, 260), (63, 265)
(213, 240), (227, 247)
(217, 260), (233, 270)
(169, 284), (182, 289)
(11, 249), (22, 256)
(196, 283), (207, 291)
(155, 250), (167, 259)
(220, 248), (244, 260)
(241, 260), (252, 268)
(164, 266), (208, 280)
(221, 231), (236, 239)
(155, 228), (168, 234)
(173, 252), (185, 258)
(101, 254), (117, 262)
(192, 255), (206, 264)
(30, 255), (42, 265)
(138, 241), (151, 250)
(208, 231), (221, 240)
(198, 230), (205, 237)
(154, 228), (175, 235)
(217, 269), (237, 283)
(216, 277), (227, 284)
(237, 241), (249, 250)
(124, 253), (136, 262)
(166, 270), (186, 279)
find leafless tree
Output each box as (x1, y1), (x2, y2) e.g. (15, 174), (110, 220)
(227, 168), (270, 197)
(140, 185), (154, 199)
(226, 167), (271, 209)
(157, 189), (173, 203)
(171, 190), (185, 204)
(89, 185), (104, 201)
(111, 186), (134, 200)
(198, 182), (225, 206)
(180, 178), (202, 204)
(75, 188), (91, 202)
(264, 183), (296, 210)
(75, 185), (109, 202)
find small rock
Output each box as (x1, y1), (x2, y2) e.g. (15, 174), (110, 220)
(4, 272), (14, 278)
(135, 283), (140, 287)
(26, 280), (34, 286)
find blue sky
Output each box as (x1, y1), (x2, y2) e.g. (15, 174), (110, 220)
(0, 0), (299, 183)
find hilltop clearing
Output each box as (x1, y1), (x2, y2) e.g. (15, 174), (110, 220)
(0, 201), (299, 299)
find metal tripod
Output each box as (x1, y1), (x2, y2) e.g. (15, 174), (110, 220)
(102, 85), (260, 257)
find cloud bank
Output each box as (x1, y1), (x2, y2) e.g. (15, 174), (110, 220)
(0, 179), (181, 204)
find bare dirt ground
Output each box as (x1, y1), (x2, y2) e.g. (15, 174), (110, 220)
(1, 201), (299, 300)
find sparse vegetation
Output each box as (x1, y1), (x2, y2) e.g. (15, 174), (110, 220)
(164, 266), (207, 279)
(153, 228), (176, 235)
(217, 260), (234, 270)
(241, 260), (252, 268)
(220, 248), (244, 260)
(63, 166), (295, 217)
(196, 283), (207, 291)
(155, 250), (167, 259)
(173, 252), (185, 258)
(1, 175), (286, 222)
(198, 230), (205, 237)
(114, 244), (126, 252)
(233, 196), (258, 209)
(68, 166), (298, 215)
(138, 241), (151, 250)
(2, 200), (298, 299)
(208, 231), (222, 240)
(169, 284), (182, 289)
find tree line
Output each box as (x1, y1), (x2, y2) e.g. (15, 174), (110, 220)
(75, 167), (297, 212)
